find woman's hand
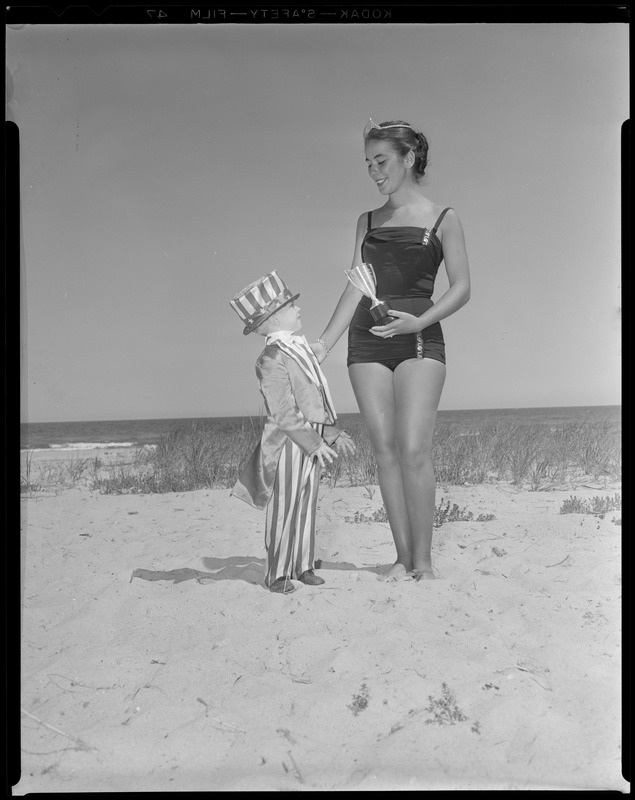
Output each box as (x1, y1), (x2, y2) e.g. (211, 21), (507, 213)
(309, 341), (328, 364)
(370, 310), (421, 338)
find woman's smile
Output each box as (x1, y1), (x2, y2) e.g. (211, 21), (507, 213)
(366, 141), (407, 193)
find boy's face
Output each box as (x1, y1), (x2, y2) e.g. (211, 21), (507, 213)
(270, 301), (302, 333)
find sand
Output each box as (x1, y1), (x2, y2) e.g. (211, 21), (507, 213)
(15, 450), (625, 792)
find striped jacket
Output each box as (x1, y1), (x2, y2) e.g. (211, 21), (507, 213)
(231, 343), (343, 510)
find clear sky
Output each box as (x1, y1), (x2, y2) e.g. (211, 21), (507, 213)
(8, 23), (626, 422)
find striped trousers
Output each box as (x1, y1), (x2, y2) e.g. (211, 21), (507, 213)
(264, 423), (324, 587)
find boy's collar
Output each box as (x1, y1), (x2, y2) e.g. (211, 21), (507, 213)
(265, 330), (305, 346)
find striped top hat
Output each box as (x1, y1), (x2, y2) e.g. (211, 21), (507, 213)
(230, 271), (300, 335)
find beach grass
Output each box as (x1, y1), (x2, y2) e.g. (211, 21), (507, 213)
(22, 417), (620, 496)
(92, 418), (263, 495)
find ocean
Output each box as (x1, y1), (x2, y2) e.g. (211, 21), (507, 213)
(20, 406), (621, 452)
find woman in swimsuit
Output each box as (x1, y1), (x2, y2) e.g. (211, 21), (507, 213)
(312, 119), (471, 581)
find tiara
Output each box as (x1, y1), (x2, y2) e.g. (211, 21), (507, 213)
(366, 117), (414, 132)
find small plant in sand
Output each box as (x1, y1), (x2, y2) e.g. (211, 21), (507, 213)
(348, 683), (369, 716)
(589, 494), (622, 515)
(559, 495), (588, 514)
(345, 499), (495, 526)
(560, 493), (621, 516)
(434, 498), (482, 527)
(424, 683), (468, 726)
(436, 500), (496, 525)
(345, 507), (389, 524)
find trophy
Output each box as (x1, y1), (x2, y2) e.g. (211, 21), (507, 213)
(345, 263), (392, 325)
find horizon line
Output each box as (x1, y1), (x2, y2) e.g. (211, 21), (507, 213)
(22, 402), (621, 426)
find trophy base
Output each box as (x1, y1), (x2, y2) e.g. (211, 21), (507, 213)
(370, 301), (392, 327)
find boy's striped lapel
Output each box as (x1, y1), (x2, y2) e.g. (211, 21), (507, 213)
(265, 332), (337, 422)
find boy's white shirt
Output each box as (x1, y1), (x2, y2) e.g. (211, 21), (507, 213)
(265, 330), (337, 422)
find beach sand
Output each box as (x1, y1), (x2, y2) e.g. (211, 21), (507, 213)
(15, 449), (625, 792)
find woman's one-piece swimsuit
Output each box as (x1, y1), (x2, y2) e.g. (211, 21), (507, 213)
(347, 207), (450, 371)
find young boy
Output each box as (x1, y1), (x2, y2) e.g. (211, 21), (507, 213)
(230, 271), (355, 594)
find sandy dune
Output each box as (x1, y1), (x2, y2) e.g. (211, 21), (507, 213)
(16, 459), (624, 792)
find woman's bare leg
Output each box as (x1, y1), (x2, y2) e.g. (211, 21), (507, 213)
(349, 363), (412, 578)
(393, 358), (446, 579)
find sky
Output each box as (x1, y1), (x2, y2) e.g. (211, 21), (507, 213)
(8, 22), (626, 423)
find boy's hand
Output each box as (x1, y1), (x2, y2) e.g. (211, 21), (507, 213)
(312, 442), (338, 469)
(334, 431), (355, 456)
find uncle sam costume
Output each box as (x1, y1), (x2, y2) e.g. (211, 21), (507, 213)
(230, 272), (346, 589)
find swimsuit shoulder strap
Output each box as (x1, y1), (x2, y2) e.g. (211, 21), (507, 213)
(367, 211), (373, 231)
(431, 207), (452, 234)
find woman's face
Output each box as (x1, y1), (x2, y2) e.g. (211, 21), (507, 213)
(365, 139), (410, 194)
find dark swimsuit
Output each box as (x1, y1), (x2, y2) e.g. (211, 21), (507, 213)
(347, 207), (450, 371)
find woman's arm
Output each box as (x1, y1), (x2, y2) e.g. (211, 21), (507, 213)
(371, 208), (471, 337)
(311, 213), (366, 361)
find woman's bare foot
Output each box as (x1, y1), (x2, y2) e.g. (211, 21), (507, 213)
(380, 562), (411, 581)
(413, 568), (436, 581)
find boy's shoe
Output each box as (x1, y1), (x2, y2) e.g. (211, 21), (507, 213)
(269, 577), (296, 594)
(298, 570), (325, 586)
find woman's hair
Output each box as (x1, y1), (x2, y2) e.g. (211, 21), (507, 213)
(364, 120), (429, 180)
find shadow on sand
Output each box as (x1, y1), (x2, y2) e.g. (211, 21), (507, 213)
(130, 557), (381, 588)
